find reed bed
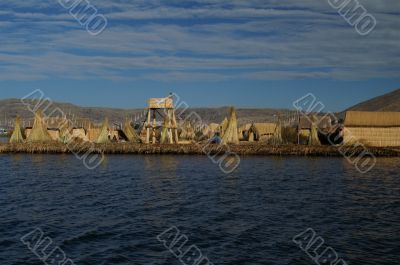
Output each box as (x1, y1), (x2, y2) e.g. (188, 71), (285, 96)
(1, 142), (399, 157)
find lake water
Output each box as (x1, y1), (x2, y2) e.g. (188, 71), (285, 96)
(0, 155), (398, 265)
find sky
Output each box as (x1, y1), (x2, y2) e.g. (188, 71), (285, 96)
(0, 0), (399, 111)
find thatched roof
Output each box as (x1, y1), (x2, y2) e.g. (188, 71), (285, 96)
(239, 123), (252, 133)
(179, 121), (195, 140)
(9, 116), (24, 143)
(252, 123), (277, 135)
(344, 111), (400, 127)
(27, 111), (53, 142)
(96, 118), (110, 144)
(270, 123), (283, 145)
(309, 123), (321, 145)
(220, 117), (228, 136)
(222, 107), (239, 144)
(123, 119), (141, 143)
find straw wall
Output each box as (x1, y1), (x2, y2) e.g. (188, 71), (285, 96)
(48, 130), (60, 141)
(88, 128), (101, 142)
(344, 127), (400, 147)
(345, 111), (400, 127)
(72, 128), (89, 141)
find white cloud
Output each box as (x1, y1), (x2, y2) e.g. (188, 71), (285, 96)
(0, 0), (399, 81)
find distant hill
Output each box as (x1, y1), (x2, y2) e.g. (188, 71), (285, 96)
(346, 88), (400, 112)
(0, 98), (291, 128)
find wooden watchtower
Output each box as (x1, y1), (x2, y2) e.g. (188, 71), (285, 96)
(145, 94), (179, 144)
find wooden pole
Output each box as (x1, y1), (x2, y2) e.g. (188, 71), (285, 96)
(146, 109), (151, 144)
(297, 110), (300, 145)
(152, 111), (156, 144)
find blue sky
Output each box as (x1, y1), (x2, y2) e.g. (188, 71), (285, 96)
(0, 0), (399, 111)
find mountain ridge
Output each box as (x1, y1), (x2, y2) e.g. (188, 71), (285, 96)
(0, 98), (290, 127)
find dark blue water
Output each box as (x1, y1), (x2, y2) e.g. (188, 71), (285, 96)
(0, 155), (399, 265)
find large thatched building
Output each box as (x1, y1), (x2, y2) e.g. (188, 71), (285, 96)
(343, 111), (400, 147)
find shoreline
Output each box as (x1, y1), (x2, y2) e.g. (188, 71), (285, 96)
(1, 142), (400, 157)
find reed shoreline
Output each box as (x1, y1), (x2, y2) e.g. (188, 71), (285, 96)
(1, 142), (400, 157)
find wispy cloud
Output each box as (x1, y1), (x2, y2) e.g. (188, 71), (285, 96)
(0, 0), (399, 81)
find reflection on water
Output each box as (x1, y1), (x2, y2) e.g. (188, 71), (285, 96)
(0, 155), (398, 265)
(144, 155), (179, 172)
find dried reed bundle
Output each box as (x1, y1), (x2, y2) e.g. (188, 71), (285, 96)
(26, 111), (53, 142)
(9, 116), (24, 143)
(96, 118), (110, 144)
(222, 107), (240, 144)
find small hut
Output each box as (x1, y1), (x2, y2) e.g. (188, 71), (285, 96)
(238, 124), (252, 141)
(72, 128), (89, 142)
(123, 119), (141, 143)
(222, 107), (239, 144)
(55, 117), (72, 143)
(179, 121), (195, 141)
(308, 116), (321, 145)
(270, 122), (283, 145)
(96, 118), (110, 144)
(343, 111), (400, 147)
(9, 116), (24, 143)
(246, 123), (277, 142)
(27, 111), (53, 142)
(203, 123), (220, 139)
(220, 117), (229, 137)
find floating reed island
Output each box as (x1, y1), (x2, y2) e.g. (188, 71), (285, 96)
(1, 142), (400, 157)
(3, 95), (400, 156)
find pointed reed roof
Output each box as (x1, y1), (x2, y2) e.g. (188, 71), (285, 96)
(27, 111), (53, 142)
(9, 116), (24, 143)
(222, 107), (239, 144)
(96, 118), (110, 144)
(123, 119), (141, 143)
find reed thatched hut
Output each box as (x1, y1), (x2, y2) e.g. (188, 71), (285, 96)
(123, 119), (141, 143)
(203, 123), (220, 139)
(222, 107), (239, 144)
(9, 116), (24, 143)
(298, 116), (332, 137)
(179, 121), (195, 141)
(308, 116), (321, 145)
(220, 117), (229, 137)
(238, 124), (252, 140)
(72, 128), (89, 142)
(96, 118), (111, 144)
(246, 123), (277, 142)
(343, 111), (400, 147)
(270, 122), (283, 145)
(26, 111), (53, 142)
